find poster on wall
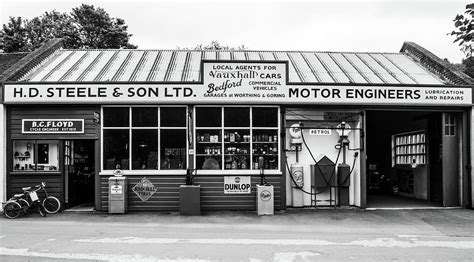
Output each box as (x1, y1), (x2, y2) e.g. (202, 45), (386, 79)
(132, 177), (157, 202)
(224, 176), (251, 194)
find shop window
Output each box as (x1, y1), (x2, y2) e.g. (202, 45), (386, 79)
(224, 107), (249, 127)
(161, 107), (187, 127)
(132, 107), (158, 127)
(132, 130), (158, 169)
(103, 107), (129, 127)
(196, 107), (221, 127)
(160, 130), (186, 169)
(252, 107), (278, 127)
(103, 130), (129, 170)
(13, 140), (59, 172)
(195, 106), (279, 171)
(102, 106), (187, 171)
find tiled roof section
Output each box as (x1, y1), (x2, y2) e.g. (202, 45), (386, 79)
(0, 52), (29, 80)
(401, 42), (474, 85)
(2, 38), (64, 81)
(19, 48), (445, 85)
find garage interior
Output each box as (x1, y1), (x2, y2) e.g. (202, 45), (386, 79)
(365, 110), (452, 208)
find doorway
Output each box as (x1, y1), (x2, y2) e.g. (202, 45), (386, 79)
(365, 110), (451, 208)
(65, 140), (95, 209)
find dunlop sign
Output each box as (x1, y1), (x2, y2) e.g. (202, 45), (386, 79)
(132, 177), (157, 202)
(22, 119), (84, 134)
(224, 176), (251, 194)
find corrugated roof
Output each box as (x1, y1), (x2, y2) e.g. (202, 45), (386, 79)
(19, 49), (444, 84)
(0, 52), (29, 79)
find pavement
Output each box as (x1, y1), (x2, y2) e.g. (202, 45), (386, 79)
(1, 208), (474, 261)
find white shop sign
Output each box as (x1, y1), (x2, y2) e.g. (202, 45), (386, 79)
(224, 176), (251, 194)
(3, 61), (472, 106)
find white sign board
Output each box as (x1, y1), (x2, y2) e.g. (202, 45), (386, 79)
(309, 129), (332, 136)
(3, 61), (472, 106)
(224, 176), (251, 194)
(110, 184), (123, 195)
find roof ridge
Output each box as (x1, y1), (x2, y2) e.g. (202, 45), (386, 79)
(58, 48), (403, 55)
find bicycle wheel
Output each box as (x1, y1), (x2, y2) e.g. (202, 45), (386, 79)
(4, 201), (21, 219)
(42, 196), (61, 214)
(18, 198), (29, 208)
(38, 203), (46, 217)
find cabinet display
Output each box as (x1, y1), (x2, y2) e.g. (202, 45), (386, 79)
(224, 130), (250, 170)
(393, 131), (426, 166)
(13, 140), (59, 172)
(196, 130), (222, 170)
(196, 129), (279, 170)
(252, 130), (278, 169)
(195, 106), (280, 171)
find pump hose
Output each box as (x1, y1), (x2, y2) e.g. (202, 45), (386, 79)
(301, 127), (341, 190)
(340, 155), (358, 186)
(285, 131), (342, 196)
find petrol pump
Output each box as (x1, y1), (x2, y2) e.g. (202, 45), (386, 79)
(336, 122), (351, 206)
(289, 123), (304, 207)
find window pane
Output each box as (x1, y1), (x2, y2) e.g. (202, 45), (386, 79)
(132, 130), (158, 170)
(196, 107), (221, 127)
(252, 107), (278, 127)
(160, 130), (186, 169)
(132, 107), (157, 127)
(161, 107), (186, 127)
(103, 130), (129, 170)
(224, 129), (250, 170)
(224, 107), (249, 127)
(37, 144), (49, 164)
(37, 140), (59, 171)
(104, 107), (129, 127)
(252, 130), (278, 169)
(13, 140), (35, 171)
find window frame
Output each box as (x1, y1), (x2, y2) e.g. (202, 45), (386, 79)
(194, 105), (281, 175)
(100, 105), (188, 175)
(12, 139), (61, 173)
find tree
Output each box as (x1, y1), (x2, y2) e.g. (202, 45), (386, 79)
(1, 4), (136, 52)
(449, 4), (474, 78)
(462, 56), (474, 78)
(2, 17), (29, 52)
(180, 40), (247, 51)
(449, 3), (473, 58)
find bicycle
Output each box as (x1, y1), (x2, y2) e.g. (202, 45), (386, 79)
(26, 182), (61, 214)
(3, 187), (47, 219)
(3, 182), (61, 219)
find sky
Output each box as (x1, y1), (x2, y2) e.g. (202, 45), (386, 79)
(0, 0), (470, 63)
